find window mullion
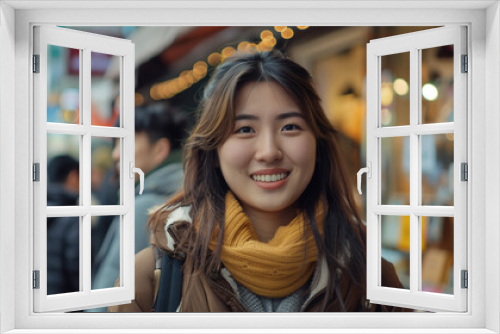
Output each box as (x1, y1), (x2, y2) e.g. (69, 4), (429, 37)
(81, 48), (92, 294)
(413, 123), (454, 135)
(90, 205), (129, 216)
(46, 206), (90, 217)
(365, 44), (379, 297)
(122, 52), (135, 293)
(409, 47), (420, 295)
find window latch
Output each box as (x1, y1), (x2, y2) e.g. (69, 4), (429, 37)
(357, 162), (372, 195)
(129, 162), (144, 195)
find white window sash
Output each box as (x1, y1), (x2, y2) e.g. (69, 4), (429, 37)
(366, 26), (467, 312)
(32, 25), (135, 313)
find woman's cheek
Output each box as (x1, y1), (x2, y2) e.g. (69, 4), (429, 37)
(219, 139), (253, 170)
(288, 134), (317, 167)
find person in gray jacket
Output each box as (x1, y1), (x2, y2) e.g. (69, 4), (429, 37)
(88, 102), (188, 311)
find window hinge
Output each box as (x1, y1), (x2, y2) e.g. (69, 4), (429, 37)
(461, 162), (468, 181)
(33, 54), (40, 73)
(33, 270), (40, 289)
(461, 270), (468, 289)
(461, 54), (468, 73)
(33, 163), (40, 182)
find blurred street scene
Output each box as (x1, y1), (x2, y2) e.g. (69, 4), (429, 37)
(46, 26), (455, 308)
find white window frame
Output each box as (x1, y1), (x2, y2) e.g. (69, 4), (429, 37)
(1, 1), (499, 333)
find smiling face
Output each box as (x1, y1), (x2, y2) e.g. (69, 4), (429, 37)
(217, 81), (317, 224)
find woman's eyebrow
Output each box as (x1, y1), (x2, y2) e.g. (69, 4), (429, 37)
(276, 111), (305, 120)
(235, 114), (259, 121)
(235, 111), (304, 121)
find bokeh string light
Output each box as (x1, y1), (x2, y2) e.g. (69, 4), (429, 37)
(149, 26), (309, 101)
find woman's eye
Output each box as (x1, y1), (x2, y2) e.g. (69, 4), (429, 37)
(282, 124), (300, 131)
(236, 126), (254, 134)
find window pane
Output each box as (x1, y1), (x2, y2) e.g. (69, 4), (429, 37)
(47, 133), (80, 206)
(91, 52), (120, 127)
(421, 45), (454, 124)
(381, 215), (410, 289)
(91, 136), (120, 206)
(421, 216), (454, 294)
(421, 134), (454, 206)
(47, 216), (80, 295)
(92, 216), (121, 291)
(381, 52), (410, 127)
(47, 45), (80, 124)
(381, 136), (410, 205)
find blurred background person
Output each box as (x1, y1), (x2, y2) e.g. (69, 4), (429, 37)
(90, 98), (122, 266)
(88, 102), (188, 311)
(90, 151), (120, 267)
(46, 155), (80, 295)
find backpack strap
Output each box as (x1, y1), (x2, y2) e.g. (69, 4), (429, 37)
(153, 246), (163, 306)
(153, 207), (191, 312)
(155, 252), (184, 312)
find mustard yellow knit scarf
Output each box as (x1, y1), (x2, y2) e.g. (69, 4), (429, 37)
(213, 191), (324, 298)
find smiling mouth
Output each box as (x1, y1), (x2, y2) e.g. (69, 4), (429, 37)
(251, 172), (289, 182)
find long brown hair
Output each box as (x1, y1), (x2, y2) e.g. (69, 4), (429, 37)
(149, 51), (368, 311)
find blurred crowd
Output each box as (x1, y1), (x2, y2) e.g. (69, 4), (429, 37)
(46, 102), (189, 311)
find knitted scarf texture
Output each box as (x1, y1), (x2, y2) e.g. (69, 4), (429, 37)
(213, 191), (324, 298)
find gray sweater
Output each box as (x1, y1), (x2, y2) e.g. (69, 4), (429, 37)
(87, 158), (183, 312)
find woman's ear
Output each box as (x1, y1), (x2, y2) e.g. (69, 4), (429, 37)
(153, 138), (171, 164)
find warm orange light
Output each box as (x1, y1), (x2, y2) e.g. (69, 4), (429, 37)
(222, 46), (236, 58)
(207, 52), (222, 66)
(150, 84), (161, 100)
(237, 42), (250, 53)
(185, 71), (195, 84)
(173, 79), (183, 92)
(165, 81), (174, 92)
(193, 61), (208, 77)
(281, 28), (294, 39)
(178, 76), (188, 90)
(274, 26), (287, 32)
(246, 43), (260, 54)
(260, 30), (274, 40)
(259, 40), (273, 51)
(297, 26), (309, 30)
(179, 70), (194, 88)
(135, 93), (144, 106)
(193, 70), (206, 79)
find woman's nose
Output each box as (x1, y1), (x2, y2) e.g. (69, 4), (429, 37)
(255, 133), (282, 162)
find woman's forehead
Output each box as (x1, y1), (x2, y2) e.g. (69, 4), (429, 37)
(234, 81), (301, 115)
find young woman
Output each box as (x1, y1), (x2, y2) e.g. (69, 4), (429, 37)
(108, 51), (406, 313)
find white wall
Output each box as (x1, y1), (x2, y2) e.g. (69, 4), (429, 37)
(0, 2), (16, 333)
(485, 2), (500, 333)
(1, 3), (498, 332)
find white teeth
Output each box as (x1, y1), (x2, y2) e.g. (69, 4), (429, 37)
(251, 173), (288, 182)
